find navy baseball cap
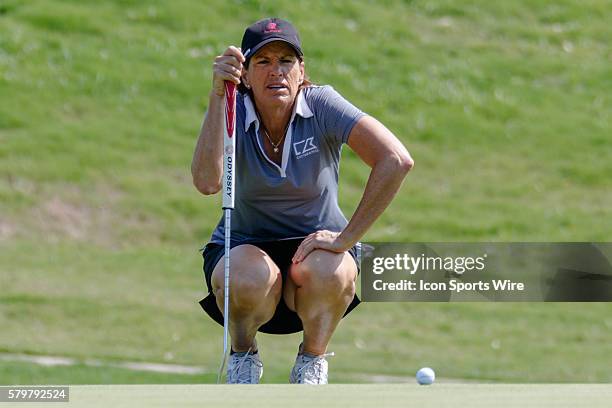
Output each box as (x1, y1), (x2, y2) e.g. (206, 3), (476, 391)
(241, 18), (303, 64)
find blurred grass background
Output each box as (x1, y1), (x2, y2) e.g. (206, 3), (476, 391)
(0, 0), (610, 383)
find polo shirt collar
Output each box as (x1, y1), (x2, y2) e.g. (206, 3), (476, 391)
(243, 89), (313, 132)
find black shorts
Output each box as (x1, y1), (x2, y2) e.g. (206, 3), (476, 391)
(198, 238), (361, 334)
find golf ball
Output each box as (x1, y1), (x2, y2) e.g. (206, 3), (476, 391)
(416, 367), (435, 385)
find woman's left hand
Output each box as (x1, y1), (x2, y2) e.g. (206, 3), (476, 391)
(292, 230), (350, 263)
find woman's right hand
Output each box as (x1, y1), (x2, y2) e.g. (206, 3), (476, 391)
(212, 46), (245, 96)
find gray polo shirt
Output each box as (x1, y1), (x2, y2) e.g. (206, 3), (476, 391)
(209, 85), (365, 246)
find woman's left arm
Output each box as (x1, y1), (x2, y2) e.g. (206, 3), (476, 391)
(292, 115), (414, 263)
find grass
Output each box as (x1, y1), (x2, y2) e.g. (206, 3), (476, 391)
(0, 0), (611, 385)
(12, 384), (612, 408)
(2, 242), (611, 383)
(0, 362), (213, 385)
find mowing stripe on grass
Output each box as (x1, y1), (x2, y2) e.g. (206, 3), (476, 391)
(0, 353), (208, 375)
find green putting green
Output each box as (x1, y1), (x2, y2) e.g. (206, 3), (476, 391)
(58, 384), (612, 408)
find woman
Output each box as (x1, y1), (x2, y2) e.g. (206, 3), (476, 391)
(192, 18), (413, 384)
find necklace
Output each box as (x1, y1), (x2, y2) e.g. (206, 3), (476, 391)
(256, 105), (293, 154)
(261, 126), (286, 153)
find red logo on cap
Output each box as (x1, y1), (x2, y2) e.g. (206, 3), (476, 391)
(264, 22), (282, 33)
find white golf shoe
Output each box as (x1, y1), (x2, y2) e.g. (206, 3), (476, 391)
(226, 350), (263, 384)
(289, 351), (334, 384)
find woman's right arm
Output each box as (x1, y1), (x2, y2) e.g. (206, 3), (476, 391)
(191, 46), (244, 195)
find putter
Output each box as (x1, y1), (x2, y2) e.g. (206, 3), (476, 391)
(217, 80), (237, 383)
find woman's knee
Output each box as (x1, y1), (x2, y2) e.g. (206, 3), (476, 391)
(212, 245), (281, 307)
(289, 250), (356, 294)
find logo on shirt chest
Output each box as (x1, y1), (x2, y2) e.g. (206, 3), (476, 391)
(293, 137), (319, 159)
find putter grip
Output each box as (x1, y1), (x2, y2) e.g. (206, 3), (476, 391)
(222, 81), (237, 209)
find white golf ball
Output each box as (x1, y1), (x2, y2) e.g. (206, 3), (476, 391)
(416, 367), (435, 385)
